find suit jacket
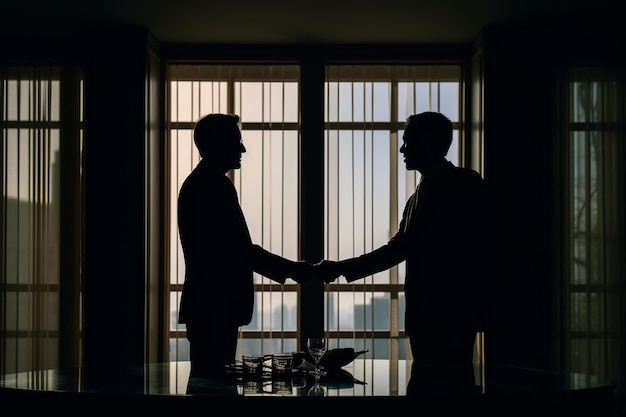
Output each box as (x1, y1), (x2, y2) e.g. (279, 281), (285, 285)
(341, 160), (491, 338)
(177, 159), (296, 328)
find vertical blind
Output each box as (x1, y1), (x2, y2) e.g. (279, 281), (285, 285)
(1, 66), (83, 381)
(564, 66), (624, 385)
(1, 60), (623, 395)
(323, 65), (465, 394)
(167, 64), (302, 364)
(166, 63), (466, 395)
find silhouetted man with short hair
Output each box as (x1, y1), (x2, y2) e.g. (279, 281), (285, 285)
(316, 111), (491, 397)
(178, 113), (312, 384)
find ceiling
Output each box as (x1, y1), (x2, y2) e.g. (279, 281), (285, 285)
(0, 0), (619, 44)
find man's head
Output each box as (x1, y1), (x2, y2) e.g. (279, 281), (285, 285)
(194, 113), (246, 172)
(400, 111), (453, 172)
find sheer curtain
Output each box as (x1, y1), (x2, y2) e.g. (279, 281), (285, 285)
(167, 64), (302, 369)
(323, 64), (468, 395)
(166, 63), (471, 395)
(562, 66), (625, 385)
(1, 66), (83, 383)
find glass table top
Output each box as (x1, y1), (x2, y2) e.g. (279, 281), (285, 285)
(0, 359), (613, 398)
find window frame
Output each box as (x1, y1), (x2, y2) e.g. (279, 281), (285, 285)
(163, 48), (471, 364)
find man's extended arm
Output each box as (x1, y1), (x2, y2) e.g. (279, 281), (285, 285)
(250, 244), (313, 285)
(314, 234), (407, 283)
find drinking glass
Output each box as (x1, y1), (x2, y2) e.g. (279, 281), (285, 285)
(306, 337), (327, 376)
(307, 374), (326, 396)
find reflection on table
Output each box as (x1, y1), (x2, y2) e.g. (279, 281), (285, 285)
(179, 359), (412, 397)
(0, 358), (613, 398)
(0, 359), (618, 417)
(0, 359), (410, 397)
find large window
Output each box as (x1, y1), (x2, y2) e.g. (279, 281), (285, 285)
(323, 65), (461, 362)
(1, 66), (83, 375)
(167, 65), (302, 362)
(563, 67), (624, 383)
(166, 63), (464, 374)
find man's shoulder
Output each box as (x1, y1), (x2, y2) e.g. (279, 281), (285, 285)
(447, 164), (484, 184)
(181, 163), (223, 188)
(178, 166), (228, 209)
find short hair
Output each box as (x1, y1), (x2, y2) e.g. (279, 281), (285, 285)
(193, 113), (240, 157)
(406, 112), (453, 157)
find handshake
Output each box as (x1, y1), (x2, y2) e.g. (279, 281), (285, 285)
(290, 260), (346, 285)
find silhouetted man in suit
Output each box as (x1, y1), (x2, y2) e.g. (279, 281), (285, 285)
(178, 113), (312, 384)
(316, 111), (491, 397)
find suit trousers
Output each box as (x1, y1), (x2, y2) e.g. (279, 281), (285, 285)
(186, 322), (238, 382)
(406, 330), (480, 398)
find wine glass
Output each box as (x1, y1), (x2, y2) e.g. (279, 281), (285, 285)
(307, 374), (326, 396)
(307, 337), (327, 376)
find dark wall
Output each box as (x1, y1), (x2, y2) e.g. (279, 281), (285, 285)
(480, 9), (626, 371)
(1, 20), (155, 389)
(81, 23), (153, 391)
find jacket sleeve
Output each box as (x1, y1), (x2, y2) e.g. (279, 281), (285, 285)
(340, 231), (408, 282)
(249, 244), (296, 284)
(337, 191), (416, 282)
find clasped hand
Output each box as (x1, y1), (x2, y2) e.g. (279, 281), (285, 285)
(290, 260), (343, 285)
(314, 260), (343, 284)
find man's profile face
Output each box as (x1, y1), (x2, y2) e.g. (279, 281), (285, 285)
(400, 120), (442, 173)
(221, 123), (246, 171)
(400, 123), (423, 171)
